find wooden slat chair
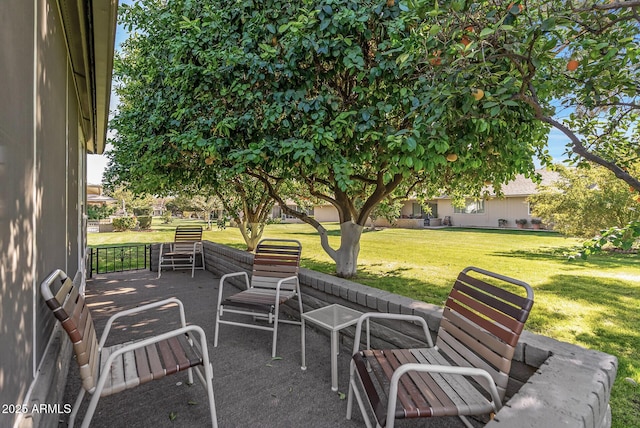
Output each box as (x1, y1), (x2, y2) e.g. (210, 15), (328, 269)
(213, 239), (304, 360)
(158, 225), (205, 278)
(347, 266), (534, 428)
(41, 269), (218, 428)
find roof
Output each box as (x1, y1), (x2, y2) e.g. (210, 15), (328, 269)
(498, 169), (561, 197)
(58, 0), (118, 154)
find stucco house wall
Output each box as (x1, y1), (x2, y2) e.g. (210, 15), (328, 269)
(0, 1), (116, 427)
(436, 196), (532, 228)
(303, 171), (558, 229)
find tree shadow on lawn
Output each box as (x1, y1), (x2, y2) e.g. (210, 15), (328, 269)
(437, 227), (560, 237)
(492, 247), (640, 268)
(530, 273), (639, 352)
(302, 259), (451, 304)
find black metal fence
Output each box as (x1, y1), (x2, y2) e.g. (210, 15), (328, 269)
(88, 245), (151, 278)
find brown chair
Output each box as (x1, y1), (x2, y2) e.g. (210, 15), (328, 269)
(213, 239), (304, 359)
(41, 269), (218, 428)
(347, 266), (534, 428)
(158, 225), (205, 278)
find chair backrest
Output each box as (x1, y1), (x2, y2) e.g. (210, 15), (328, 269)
(250, 239), (302, 291)
(41, 270), (99, 392)
(436, 266), (534, 400)
(173, 226), (203, 251)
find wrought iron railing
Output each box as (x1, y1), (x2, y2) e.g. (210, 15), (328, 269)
(87, 244), (151, 278)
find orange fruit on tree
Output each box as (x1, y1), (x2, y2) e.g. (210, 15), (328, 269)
(471, 88), (484, 100)
(507, 2), (523, 14)
(566, 59), (579, 71)
(429, 50), (442, 66)
(386, 0), (395, 6)
(204, 157), (214, 165)
(461, 36), (471, 47)
(446, 153), (458, 162)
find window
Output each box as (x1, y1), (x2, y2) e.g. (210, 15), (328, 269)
(528, 202), (535, 215)
(454, 199), (485, 214)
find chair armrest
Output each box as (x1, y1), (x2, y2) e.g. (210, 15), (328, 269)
(351, 313), (433, 356)
(98, 297), (187, 349)
(273, 275), (300, 307)
(275, 275), (298, 291)
(93, 325), (210, 396)
(218, 271), (250, 304)
(385, 363), (502, 427)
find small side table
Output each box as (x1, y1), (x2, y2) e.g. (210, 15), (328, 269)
(301, 304), (363, 391)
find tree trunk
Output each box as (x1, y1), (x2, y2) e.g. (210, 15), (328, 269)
(334, 221), (364, 278)
(237, 220), (264, 251)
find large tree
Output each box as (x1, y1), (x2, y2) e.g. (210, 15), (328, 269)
(108, 0), (548, 277)
(398, 0), (639, 190)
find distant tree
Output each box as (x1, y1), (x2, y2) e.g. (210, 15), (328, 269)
(190, 194), (221, 230)
(87, 204), (115, 220)
(107, 186), (153, 216)
(529, 164), (640, 238)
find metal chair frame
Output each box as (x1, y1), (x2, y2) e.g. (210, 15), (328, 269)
(41, 269), (218, 428)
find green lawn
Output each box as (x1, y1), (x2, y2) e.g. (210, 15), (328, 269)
(89, 219), (640, 427)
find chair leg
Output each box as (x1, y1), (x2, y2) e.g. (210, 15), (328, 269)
(203, 362), (218, 428)
(68, 387), (86, 428)
(299, 297), (306, 370)
(80, 388), (102, 428)
(347, 374), (375, 428)
(213, 306), (221, 348)
(271, 306), (280, 358)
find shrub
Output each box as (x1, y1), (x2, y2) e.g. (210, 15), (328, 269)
(137, 215), (152, 229)
(531, 218), (543, 225)
(87, 204), (115, 220)
(515, 218), (528, 225)
(112, 216), (137, 231)
(161, 211), (173, 224)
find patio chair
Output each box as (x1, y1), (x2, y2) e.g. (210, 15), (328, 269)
(157, 225), (205, 278)
(347, 266), (534, 428)
(213, 239), (304, 359)
(41, 269), (218, 428)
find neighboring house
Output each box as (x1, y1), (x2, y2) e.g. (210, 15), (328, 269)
(302, 170), (560, 229)
(431, 169), (561, 228)
(0, 1), (117, 427)
(87, 183), (117, 206)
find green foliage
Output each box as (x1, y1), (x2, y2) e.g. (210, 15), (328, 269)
(108, 186), (154, 216)
(161, 210), (173, 224)
(87, 204), (114, 220)
(108, 0), (549, 276)
(573, 221), (640, 259)
(112, 216), (138, 232)
(398, 0), (640, 191)
(529, 164), (640, 238)
(137, 215), (153, 229)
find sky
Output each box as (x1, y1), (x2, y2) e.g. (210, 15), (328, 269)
(86, 1), (571, 184)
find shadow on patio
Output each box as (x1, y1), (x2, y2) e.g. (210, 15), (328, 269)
(59, 269), (473, 428)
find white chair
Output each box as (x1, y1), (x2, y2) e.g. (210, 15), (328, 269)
(214, 239), (304, 359)
(41, 269), (218, 428)
(158, 225), (205, 278)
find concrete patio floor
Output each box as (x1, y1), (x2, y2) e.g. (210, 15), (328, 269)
(59, 269), (479, 428)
